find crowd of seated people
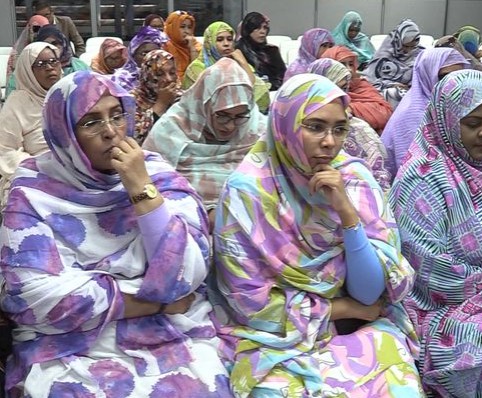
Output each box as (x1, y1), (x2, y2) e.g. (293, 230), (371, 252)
(1, 3), (482, 396)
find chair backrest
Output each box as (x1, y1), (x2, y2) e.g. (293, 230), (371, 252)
(266, 35), (292, 48)
(79, 52), (95, 67)
(0, 54), (9, 101)
(279, 40), (300, 64)
(419, 34), (435, 49)
(195, 36), (204, 45)
(286, 47), (299, 65)
(370, 34), (388, 51)
(85, 36), (123, 54)
(0, 47), (12, 56)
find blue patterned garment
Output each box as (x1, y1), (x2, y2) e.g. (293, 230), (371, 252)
(0, 71), (232, 397)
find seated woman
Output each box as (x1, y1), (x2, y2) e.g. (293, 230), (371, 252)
(283, 28), (334, 81)
(331, 11), (375, 69)
(163, 10), (202, 81)
(112, 26), (165, 90)
(382, 47), (468, 178)
(143, 57), (266, 229)
(364, 19), (423, 110)
(182, 21), (270, 113)
(308, 58), (392, 190)
(236, 12), (286, 91)
(322, 45), (393, 133)
(132, 49), (182, 145)
(0, 42), (62, 208)
(91, 38), (128, 75)
(0, 70), (232, 397)
(36, 25), (90, 74)
(390, 69), (482, 397)
(5, 15), (49, 98)
(212, 73), (423, 397)
(435, 35), (482, 71)
(144, 13), (165, 31)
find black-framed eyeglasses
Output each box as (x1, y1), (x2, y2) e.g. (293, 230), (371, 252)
(77, 112), (130, 135)
(300, 123), (350, 141)
(214, 112), (251, 126)
(32, 25), (41, 33)
(32, 58), (60, 69)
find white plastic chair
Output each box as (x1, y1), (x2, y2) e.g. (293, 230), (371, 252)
(286, 47), (299, 65)
(0, 53), (9, 102)
(195, 36), (204, 45)
(267, 35), (292, 48)
(419, 34), (435, 49)
(370, 34), (388, 51)
(85, 37), (123, 54)
(0, 47), (12, 56)
(279, 40), (300, 64)
(79, 52), (95, 67)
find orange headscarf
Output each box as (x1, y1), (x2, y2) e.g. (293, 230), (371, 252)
(91, 39), (128, 75)
(164, 11), (201, 80)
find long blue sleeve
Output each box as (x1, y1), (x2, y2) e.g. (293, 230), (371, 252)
(344, 224), (385, 305)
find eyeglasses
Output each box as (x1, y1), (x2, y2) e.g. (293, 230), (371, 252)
(214, 112), (251, 126)
(300, 123), (350, 141)
(32, 58), (60, 69)
(77, 112), (130, 135)
(32, 25), (41, 33)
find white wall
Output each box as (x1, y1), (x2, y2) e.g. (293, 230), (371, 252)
(0, 0), (16, 46)
(244, 0), (482, 39)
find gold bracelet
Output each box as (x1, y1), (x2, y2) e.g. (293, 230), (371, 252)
(343, 219), (361, 230)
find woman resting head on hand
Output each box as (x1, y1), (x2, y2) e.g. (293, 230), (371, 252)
(0, 70), (232, 397)
(212, 73), (423, 397)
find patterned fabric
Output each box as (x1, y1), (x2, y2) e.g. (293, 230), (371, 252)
(382, 48), (469, 179)
(91, 38), (128, 75)
(164, 11), (202, 81)
(183, 21), (234, 88)
(390, 69), (482, 397)
(143, 57), (266, 209)
(213, 73), (422, 397)
(236, 12), (286, 91)
(284, 28), (334, 81)
(454, 25), (481, 56)
(308, 58), (392, 190)
(331, 11), (375, 65)
(0, 71), (232, 397)
(131, 49), (182, 145)
(435, 35), (482, 71)
(182, 21), (270, 113)
(0, 42), (58, 208)
(321, 46), (393, 132)
(112, 26), (166, 90)
(364, 19), (423, 109)
(6, 15), (49, 86)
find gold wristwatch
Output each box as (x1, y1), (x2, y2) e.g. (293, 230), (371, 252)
(130, 183), (158, 204)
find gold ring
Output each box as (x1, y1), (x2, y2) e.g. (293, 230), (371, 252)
(113, 149), (122, 159)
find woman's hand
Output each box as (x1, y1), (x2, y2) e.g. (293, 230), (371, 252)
(152, 82), (179, 115)
(163, 293), (196, 314)
(309, 164), (359, 227)
(111, 137), (150, 194)
(330, 297), (383, 321)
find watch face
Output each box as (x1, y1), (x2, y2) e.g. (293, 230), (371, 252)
(145, 184), (158, 199)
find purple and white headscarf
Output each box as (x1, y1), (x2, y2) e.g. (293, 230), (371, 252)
(112, 26), (166, 90)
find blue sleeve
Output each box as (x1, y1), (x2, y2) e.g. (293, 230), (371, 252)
(344, 224), (385, 305)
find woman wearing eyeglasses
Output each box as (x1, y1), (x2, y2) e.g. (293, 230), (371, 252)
(0, 42), (62, 209)
(307, 58), (392, 191)
(143, 57), (266, 231)
(0, 70), (233, 397)
(211, 74), (423, 397)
